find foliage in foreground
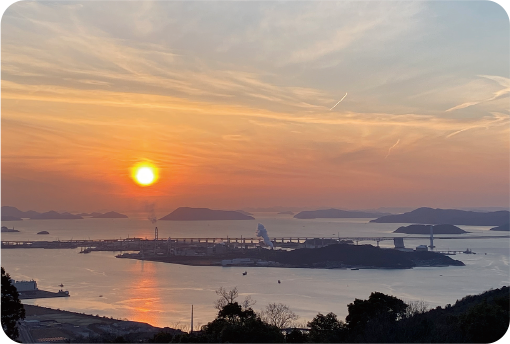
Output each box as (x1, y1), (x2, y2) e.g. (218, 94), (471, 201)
(1, 267), (26, 341)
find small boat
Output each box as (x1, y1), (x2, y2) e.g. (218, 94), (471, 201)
(99, 295), (103, 297)
(278, 280), (281, 284)
(242, 271), (247, 276)
(351, 268), (359, 270)
(59, 284), (64, 288)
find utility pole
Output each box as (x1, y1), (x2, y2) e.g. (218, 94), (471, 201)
(191, 304), (194, 333)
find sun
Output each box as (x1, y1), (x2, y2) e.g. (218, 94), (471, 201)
(131, 162), (159, 186)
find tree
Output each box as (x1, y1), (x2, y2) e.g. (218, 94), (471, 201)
(214, 286), (256, 311)
(285, 328), (308, 343)
(260, 303), (298, 329)
(459, 297), (509, 343)
(346, 291), (407, 330)
(1, 267), (25, 340)
(307, 312), (346, 343)
(404, 300), (429, 318)
(203, 301), (284, 342)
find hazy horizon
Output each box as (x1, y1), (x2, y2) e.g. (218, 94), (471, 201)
(2, 1), (509, 213)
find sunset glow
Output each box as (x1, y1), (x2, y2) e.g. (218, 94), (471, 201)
(1, 1), (508, 212)
(132, 163), (158, 187)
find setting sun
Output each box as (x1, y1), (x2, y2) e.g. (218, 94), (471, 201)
(132, 162), (159, 186)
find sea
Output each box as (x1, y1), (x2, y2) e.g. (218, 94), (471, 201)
(1, 213), (509, 329)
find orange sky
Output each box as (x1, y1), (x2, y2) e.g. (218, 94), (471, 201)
(1, 2), (509, 213)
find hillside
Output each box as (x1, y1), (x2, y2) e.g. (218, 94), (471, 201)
(371, 207), (509, 225)
(159, 207), (255, 221)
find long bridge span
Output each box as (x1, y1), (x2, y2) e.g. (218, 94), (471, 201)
(1, 235), (507, 250)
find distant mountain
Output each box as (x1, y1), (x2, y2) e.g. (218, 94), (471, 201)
(1, 215), (22, 221)
(30, 211), (83, 220)
(370, 207), (510, 226)
(278, 211), (294, 215)
(91, 211), (128, 218)
(1, 206), (41, 219)
(490, 224), (509, 231)
(294, 208), (390, 219)
(159, 207), (255, 221)
(235, 210), (253, 216)
(394, 224), (468, 234)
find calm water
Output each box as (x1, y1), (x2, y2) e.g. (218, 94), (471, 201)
(2, 215), (509, 328)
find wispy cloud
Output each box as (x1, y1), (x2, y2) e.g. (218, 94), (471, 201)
(385, 139), (401, 159)
(446, 75), (510, 112)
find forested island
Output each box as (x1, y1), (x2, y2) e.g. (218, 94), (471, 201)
(371, 207), (509, 225)
(394, 224), (468, 234)
(120, 243), (464, 269)
(159, 207), (255, 220)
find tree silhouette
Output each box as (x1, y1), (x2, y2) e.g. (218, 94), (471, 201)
(346, 291), (407, 330)
(1, 267), (25, 340)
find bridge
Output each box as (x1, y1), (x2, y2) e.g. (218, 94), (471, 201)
(1, 235), (506, 250)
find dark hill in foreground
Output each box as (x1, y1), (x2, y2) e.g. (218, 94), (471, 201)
(159, 207), (254, 221)
(371, 207), (509, 226)
(294, 208), (390, 219)
(394, 224), (468, 234)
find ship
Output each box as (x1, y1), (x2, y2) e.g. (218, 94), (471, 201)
(1, 226), (19, 233)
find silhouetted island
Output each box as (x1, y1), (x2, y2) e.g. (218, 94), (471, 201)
(120, 243), (464, 269)
(490, 224), (509, 231)
(30, 211), (83, 220)
(294, 208), (390, 219)
(1, 206), (40, 219)
(394, 224), (468, 234)
(371, 207), (510, 226)
(235, 210), (253, 216)
(159, 207), (255, 221)
(91, 211), (128, 218)
(1, 215), (22, 221)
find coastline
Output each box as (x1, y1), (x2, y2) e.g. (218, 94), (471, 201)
(19, 304), (181, 343)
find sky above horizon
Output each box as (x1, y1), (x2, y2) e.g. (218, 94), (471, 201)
(1, 1), (509, 213)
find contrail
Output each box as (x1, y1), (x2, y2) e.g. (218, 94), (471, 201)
(329, 93), (347, 110)
(385, 139), (400, 159)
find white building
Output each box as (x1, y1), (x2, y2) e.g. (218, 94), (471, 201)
(12, 280), (38, 292)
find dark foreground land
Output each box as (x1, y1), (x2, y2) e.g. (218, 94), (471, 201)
(119, 243), (464, 269)
(18, 305), (182, 343)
